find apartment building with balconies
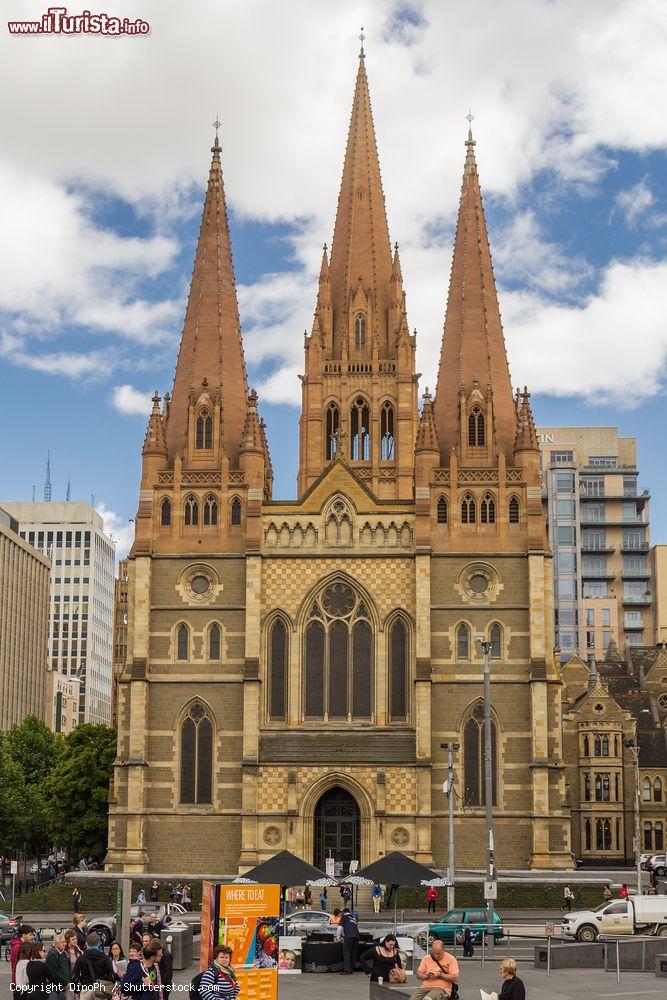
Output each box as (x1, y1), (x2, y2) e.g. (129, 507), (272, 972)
(538, 427), (653, 664)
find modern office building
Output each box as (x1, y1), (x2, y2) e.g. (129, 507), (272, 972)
(0, 506), (51, 729)
(44, 668), (81, 734)
(538, 428), (653, 664)
(2, 502), (116, 725)
(652, 545), (667, 645)
(111, 559), (129, 726)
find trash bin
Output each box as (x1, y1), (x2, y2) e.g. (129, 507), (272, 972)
(161, 922), (193, 970)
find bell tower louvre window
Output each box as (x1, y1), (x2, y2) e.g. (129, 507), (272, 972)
(380, 402), (395, 461)
(326, 402), (340, 461)
(196, 411), (213, 450)
(468, 406), (485, 447)
(461, 493), (476, 524)
(354, 313), (367, 351)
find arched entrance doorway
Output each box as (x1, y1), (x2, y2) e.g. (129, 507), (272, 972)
(314, 786), (360, 873)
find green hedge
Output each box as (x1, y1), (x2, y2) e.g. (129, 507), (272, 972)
(395, 883), (606, 910)
(11, 880), (203, 913)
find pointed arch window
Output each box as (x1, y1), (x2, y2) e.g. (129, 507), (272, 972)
(304, 621), (325, 719)
(354, 313), (367, 351)
(480, 493), (496, 524)
(583, 735), (590, 757)
(160, 497), (171, 526)
(184, 495), (199, 526)
(269, 619), (287, 721)
(389, 618), (407, 720)
(508, 495), (520, 524)
(209, 624), (221, 661)
(468, 406), (485, 447)
(203, 495), (218, 526)
(326, 402), (340, 461)
(230, 497), (241, 526)
(456, 623), (470, 661)
(380, 402), (395, 461)
(461, 493), (476, 525)
(643, 776), (652, 802)
(654, 777), (663, 802)
(177, 624), (189, 661)
(437, 496), (448, 524)
(490, 623), (502, 660)
(350, 397), (370, 461)
(596, 818), (612, 851)
(180, 702), (213, 805)
(584, 772), (591, 801)
(585, 818), (592, 851)
(352, 621), (372, 719)
(464, 704), (497, 806)
(196, 410), (213, 450)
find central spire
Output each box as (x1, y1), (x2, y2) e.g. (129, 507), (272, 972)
(327, 47), (394, 357)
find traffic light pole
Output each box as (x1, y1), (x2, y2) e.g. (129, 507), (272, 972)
(478, 637), (495, 956)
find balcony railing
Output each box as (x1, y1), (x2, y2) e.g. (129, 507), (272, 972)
(581, 569), (616, 579)
(580, 543), (615, 553)
(621, 568), (650, 579)
(623, 617), (644, 630)
(621, 541), (650, 553)
(622, 594), (652, 606)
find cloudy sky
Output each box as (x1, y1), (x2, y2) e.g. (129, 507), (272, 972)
(1, 0), (666, 556)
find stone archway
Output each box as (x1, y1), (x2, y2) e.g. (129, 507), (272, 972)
(313, 786), (360, 873)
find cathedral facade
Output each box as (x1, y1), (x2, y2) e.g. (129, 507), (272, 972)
(106, 52), (573, 874)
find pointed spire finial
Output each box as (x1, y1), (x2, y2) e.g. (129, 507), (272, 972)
(212, 116), (221, 151)
(422, 386), (432, 403)
(465, 108), (475, 143)
(359, 26), (365, 56)
(44, 450), (52, 502)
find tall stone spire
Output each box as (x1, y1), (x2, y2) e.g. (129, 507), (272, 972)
(142, 391), (167, 457)
(166, 127), (248, 466)
(433, 126), (516, 460)
(327, 48), (394, 356)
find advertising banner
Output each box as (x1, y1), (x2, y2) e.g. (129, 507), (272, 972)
(218, 884), (281, 1000)
(200, 881), (218, 969)
(278, 935), (302, 974)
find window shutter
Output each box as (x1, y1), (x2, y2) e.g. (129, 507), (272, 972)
(305, 622), (325, 717)
(329, 621), (349, 718)
(390, 620), (407, 720)
(352, 622), (372, 719)
(269, 620), (287, 720)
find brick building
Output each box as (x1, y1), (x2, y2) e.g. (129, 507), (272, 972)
(111, 560), (129, 726)
(107, 52), (572, 873)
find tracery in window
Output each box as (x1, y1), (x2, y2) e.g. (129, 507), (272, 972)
(209, 624), (221, 661)
(203, 495), (218, 526)
(350, 397), (370, 461)
(490, 624), (502, 660)
(230, 497), (241, 526)
(381, 402), (395, 461)
(463, 703), (497, 807)
(456, 623), (470, 661)
(326, 402), (340, 461)
(161, 498), (171, 526)
(468, 406), (485, 447)
(180, 702), (213, 805)
(177, 624), (189, 661)
(461, 493), (476, 525)
(196, 410), (213, 450)
(184, 495), (199, 526)
(354, 313), (367, 351)
(480, 493), (496, 525)
(508, 495), (520, 524)
(437, 496), (448, 524)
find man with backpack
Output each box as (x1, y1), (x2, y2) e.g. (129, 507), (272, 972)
(192, 946), (239, 999)
(339, 908), (360, 976)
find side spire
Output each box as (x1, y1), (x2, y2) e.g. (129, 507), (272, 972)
(166, 127), (249, 466)
(433, 122), (516, 460)
(143, 391), (167, 456)
(416, 388), (440, 454)
(327, 47), (394, 356)
(43, 451), (52, 502)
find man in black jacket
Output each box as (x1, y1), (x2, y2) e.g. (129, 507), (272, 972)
(71, 932), (115, 990)
(339, 908), (360, 975)
(145, 913), (163, 937)
(154, 940), (173, 994)
(46, 935), (72, 992)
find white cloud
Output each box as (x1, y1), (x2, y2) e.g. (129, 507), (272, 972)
(492, 211), (593, 295)
(111, 385), (153, 416)
(95, 502), (134, 561)
(0, 331), (117, 378)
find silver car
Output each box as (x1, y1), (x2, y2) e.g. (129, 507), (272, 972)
(283, 909), (335, 936)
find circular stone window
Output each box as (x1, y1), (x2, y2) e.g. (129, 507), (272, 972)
(459, 563), (500, 603)
(322, 583), (356, 618)
(191, 574), (210, 595)
(469, 574), (488, 595)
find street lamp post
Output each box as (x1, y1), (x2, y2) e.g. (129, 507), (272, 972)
(441, 741), (460, 911)
(477, 637), (495, 955)
(624, 739), (642, 895)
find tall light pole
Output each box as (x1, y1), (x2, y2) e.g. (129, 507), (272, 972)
(477, 637), (495, 955)
(441, 741), (460, 910)
(624, 739), (642, 896)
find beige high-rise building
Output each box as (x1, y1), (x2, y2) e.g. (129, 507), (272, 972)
(537, 427), (653, 664)
(651, 545), (667, 646)
(0, 506), (51, 729)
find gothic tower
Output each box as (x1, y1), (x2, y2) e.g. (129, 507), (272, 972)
(298, 49), (419, 500)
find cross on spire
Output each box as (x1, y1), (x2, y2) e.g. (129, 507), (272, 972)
(466, 108), (475, 141)
(212, 116), (221, 149)
(359, 26), (365, 56)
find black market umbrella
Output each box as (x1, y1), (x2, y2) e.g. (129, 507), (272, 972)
(233, 850), (338, 888)
(234, 850), (338, 934)
(346, 851), (452, 931)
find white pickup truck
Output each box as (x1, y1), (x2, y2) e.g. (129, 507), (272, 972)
(562, 897), (667, 942)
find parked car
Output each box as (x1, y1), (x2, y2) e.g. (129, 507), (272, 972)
(562, 897), (667, 942)
(0, 912), (21, 944)
(419, 908), (504, 948)
(283, 910), (335, 936)
(89, 902), (192, 947)
(648, 855), (667, 878)
(640, 854), (654, 871)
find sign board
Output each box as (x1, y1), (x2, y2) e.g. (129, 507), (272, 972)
(218, 883), (280, 1000)
(278, 935), (302, 974)
(325, 857), (335, 878)
(484, 881), (498, 900)
(200, 881), (218, 969)
(334, 862), (343, 877)
(349, 860), (359, 874)
(545, 922), (555, 936)
(10, 861), (18, 875)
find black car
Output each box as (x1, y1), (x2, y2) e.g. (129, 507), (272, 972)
(0, 912), (21, 944)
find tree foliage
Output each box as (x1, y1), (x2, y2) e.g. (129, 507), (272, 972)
(44, 725), (117, 861)
(0, 734), (27, 852)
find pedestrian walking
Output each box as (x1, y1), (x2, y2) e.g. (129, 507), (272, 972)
(371, 883), (383, 914)
(71, 931), (115, 991)
(121, 945), (160, 996)
(339, 907), (360, 975)
(109, 942), (128, 981)
(64, 929), (82, 971)
(130, 914), (145, 946)
(463, 924), (475, 958)
(73, 915), (88, 952)
(198, 945), (239, 1000)
(26, 941), (53, 996)
(319, 887), (328, 911)
(619, 883), (630, 899)
(10, 925), (36, 987)
(412, 939), (459, 998)
(15, 941), (34, 992)
(150, 881), (159, 903)
(603, 883), (612, 902)
(498, 957), (526, 999)
(72, 887), (82, 913)
(136, 888), (147, 904)
(427, 886), (438, 914)
(304, 886), (313, 908)
(182, 884), (192, 911)
(561, 885), (574, 913)
(46, 934), (72, 993)
(155, 940), (173, 995)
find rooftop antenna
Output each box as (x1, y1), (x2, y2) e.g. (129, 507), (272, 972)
(44, 451), (52, 502)
(32, 484), (35, 502)
(91, 493), (95, 509)
(66, 474), (71, 502)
